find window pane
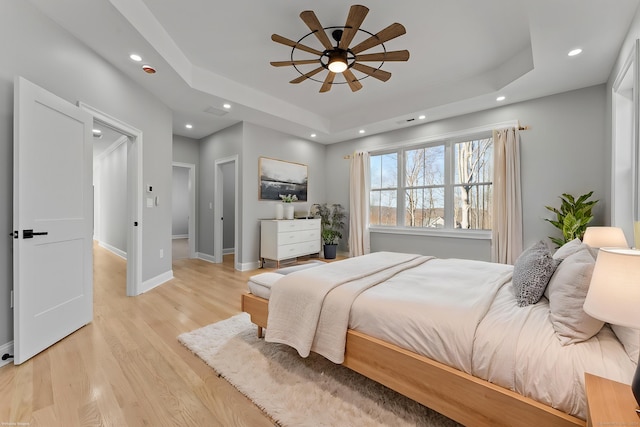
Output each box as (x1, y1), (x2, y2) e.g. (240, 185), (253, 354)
(370, 190), (397, 225)
(454, 138), (493, 184)
(370, 153), (397, 189)
(454, 184), (492, 229)
(405, 146), (444, 187)
(404, 187), (445, 227)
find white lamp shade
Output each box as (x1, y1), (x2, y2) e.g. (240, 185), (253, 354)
(583, 248), (640, 328)
(582, 226), (629, 248)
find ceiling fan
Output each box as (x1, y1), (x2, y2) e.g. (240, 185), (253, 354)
(270, 4), (410, 93)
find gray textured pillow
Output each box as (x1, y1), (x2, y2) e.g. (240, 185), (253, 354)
(547, 246), (603, 344)
(513, 241), (560, 307)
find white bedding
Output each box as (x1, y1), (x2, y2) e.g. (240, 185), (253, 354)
(256, 252), (636, 420)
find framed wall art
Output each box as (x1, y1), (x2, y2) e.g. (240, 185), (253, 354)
(259, 157), (308, 201)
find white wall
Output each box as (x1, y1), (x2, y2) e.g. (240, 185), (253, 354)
(197, 123), (243, 258)
(326, 85), (608, 261)
(222, 162), (236, 252)
(96, 142), (128, 253)
(241, 122), (327, 267)
(172, 166), (189, 237)
(0, 1), (173, 348)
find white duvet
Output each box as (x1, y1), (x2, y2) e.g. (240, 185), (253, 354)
(261, 252), (636, 420)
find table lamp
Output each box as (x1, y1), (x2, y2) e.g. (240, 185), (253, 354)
(583, 248), (640, 408)
(582, 226), (629, 248)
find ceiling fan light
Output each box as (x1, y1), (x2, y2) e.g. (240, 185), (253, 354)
(328, 50), (348, 73)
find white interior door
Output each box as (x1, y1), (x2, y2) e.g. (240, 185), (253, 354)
(13, 77), (93, 364)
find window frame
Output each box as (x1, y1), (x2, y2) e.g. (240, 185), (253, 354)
(367, 123), (511, 240)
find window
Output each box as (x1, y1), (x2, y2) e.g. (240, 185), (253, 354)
(369, 134), (493, 232)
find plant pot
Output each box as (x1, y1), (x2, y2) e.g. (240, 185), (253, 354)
(275, 203), (284, 220)
(323, 244), (337, 259)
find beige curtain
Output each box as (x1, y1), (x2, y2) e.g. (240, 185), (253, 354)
(492, 127), (523, 264)
(348, 151), (370, 257)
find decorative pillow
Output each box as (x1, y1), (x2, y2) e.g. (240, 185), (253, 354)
(544, 238), (588, 299)
(611, 324), (640, 363)
(547, 246), (604, 345)
(512, 241), (560, 307)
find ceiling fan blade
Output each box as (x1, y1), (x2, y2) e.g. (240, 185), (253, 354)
(290, 66), (325, 84)
(271, 34), (324, 56)
(338, 5), (369, 50)
(320, 72), (335, 93)
(352, 63), (391, 82)
(355, 50), (410, 62)
(300, 10), (334, 50)
(350, 23), (407, 54)
(270, 59), (320, 67)
(342, 69), (363, 92)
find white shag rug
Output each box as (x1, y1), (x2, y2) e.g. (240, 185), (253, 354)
(178, 313), (461, 427)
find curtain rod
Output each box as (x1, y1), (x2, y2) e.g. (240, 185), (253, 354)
(343, 125), (529, 159)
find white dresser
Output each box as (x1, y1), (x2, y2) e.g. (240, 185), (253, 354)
(260, 218), (321, 267)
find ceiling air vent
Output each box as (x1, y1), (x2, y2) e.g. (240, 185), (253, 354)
(204, 106), (229, 116)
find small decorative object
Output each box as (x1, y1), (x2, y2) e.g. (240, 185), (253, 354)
(312, 203), (345, 259)
(545, 191), (598, 247)
(280, 194), (297, 220)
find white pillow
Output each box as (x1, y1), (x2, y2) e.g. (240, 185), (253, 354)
(547, 246), (604, 345)
(611, 324), (640, 363)
(552, 238), (585, 260)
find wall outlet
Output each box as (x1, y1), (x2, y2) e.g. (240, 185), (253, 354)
(159, 249), (164, 258)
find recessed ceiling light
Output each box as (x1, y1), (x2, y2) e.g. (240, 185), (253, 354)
(223, 103), (231, 109)
(418, 115), (426, 120)
(142, 65), (156, 74)
(496, 96), (506, 102)
(310, 133), (316, 138)
(359, 129), (365, 134)
(129, 53), (142, 62)
(185, 124), (193, 129)
(568, 48), (582, 57)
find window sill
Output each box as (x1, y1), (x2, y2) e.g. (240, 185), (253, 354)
(369, 226), (491, 240)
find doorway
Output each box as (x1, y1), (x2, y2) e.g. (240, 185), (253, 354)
(214, 156), (238, 268)
(79, 103), (143, 296)
(172, 162), (196, 260)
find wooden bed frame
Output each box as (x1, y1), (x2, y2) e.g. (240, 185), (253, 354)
(241, 293), (585, 427)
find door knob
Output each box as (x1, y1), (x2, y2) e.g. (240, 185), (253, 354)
(23, 229), (48, 239)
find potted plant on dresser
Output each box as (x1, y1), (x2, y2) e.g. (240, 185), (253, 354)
(313, 203), (345, 259)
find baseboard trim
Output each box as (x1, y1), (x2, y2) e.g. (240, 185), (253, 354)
(172, 235), (188, 240)
(196, 252), (216, 263)
(98, 241), (127, 260)
(238, 261), (260, 271)
(0, 341), (14, 368)
(140, 270), (173, 293)
(223, 248), (235, 255)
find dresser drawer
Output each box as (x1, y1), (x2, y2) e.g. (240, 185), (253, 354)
(277, 219), (320, 232)
(277, 229), (319, 245)
(277, 241), (321, 258)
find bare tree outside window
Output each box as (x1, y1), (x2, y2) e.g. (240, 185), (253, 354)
(454, 138), (493, 229)
(369, 134), (493, 231)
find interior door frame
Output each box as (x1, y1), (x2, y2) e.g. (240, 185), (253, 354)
(79, 102), (143, 296)
(172, 162), (196, 258)
(214, 155), (238, 267)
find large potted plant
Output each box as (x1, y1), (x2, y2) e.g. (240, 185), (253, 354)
(545, 191), (598, 247)
(313, 203), (345, 259)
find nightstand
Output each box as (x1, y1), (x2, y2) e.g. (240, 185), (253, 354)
(584, 372), (639, 427)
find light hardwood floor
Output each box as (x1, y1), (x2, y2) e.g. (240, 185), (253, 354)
(0, 244), (278, 426)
